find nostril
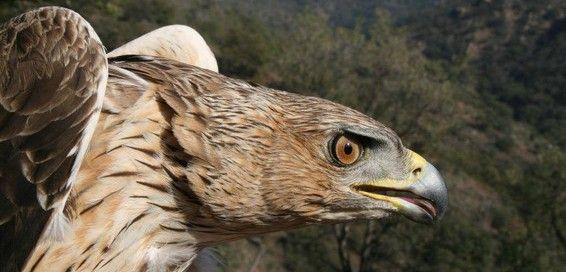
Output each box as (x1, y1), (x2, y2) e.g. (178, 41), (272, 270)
(412, 167), (422, 177)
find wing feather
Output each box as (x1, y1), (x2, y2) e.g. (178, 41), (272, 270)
(0, 7), (108, 270)
(0, 6), (107, 222)
(108, 25), (218, 72)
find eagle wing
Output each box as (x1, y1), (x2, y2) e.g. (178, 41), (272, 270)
(102, 24), (218, 113)
(108, 25), (218, 72)
(0, 7), (107, 265)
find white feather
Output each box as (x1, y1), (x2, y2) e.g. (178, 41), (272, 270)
(145, 245), (198, 272)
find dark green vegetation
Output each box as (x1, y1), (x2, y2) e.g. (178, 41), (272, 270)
(2, 0), (564, 271)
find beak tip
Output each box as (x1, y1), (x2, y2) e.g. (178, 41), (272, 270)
(425, 163), (448, 221)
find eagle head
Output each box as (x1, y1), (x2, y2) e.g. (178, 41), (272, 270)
(168, 72), (448, 238)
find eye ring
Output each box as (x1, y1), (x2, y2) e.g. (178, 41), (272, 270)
(330, 134), (362, 166)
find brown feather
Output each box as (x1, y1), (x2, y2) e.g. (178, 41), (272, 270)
(0, 7), (108, 270)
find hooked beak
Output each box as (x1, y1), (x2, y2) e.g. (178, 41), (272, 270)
(352, 150), (448, 224)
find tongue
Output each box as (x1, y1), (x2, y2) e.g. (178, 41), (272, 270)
(400, 197), (437, 218)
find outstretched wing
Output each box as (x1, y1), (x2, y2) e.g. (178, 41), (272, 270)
(0, 7), (107, 269)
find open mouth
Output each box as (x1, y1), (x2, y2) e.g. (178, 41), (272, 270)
(352, 184), (438, 220)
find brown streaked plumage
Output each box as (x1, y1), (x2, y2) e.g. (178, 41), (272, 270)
(0, 7), (447, 272)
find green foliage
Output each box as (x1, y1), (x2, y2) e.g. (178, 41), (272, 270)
(1, 1), (564, 271)
(407, 0), (566, 148)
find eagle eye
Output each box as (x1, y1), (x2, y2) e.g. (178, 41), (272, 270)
(331, 134), (362, 166)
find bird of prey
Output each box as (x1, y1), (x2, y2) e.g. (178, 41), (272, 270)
(0, 7), (447, 272)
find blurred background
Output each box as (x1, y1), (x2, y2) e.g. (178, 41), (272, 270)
(2, 0), (564, 271)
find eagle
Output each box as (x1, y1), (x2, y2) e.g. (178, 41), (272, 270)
(0, 7), (447, 272)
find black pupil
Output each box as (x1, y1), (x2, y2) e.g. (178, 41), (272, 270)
(344, 142), (353, 155)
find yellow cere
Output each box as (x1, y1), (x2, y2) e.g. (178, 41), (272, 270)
(408, 150), (427, 172)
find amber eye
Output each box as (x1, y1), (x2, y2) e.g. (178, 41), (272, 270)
(331, 135), (362, 165)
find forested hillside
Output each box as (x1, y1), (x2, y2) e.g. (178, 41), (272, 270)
(1, 1), (564, 271)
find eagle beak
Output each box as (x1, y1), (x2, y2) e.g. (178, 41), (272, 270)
(352, 150), (448, 224)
